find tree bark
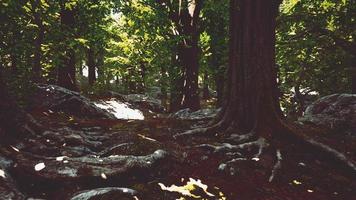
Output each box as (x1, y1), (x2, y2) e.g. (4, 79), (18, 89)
(178, 0), (202, 111)
(169, 51), (184, 112)
(202, 70), (210, 99)
(57, 1), (78, 91)
(87, 47), (96, 86)
(352, 56), (356, 94)
(213, 0), (283, 135)
(158, 0), (202, 111)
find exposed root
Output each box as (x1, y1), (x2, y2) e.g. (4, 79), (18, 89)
(99, 143), (134, 157)
(173, 127), (210, 139)
(3, 148), (168, 181)
(237, 137), (269, 159)
(269, 149), (282, 182)
(227, 132), (255, 143)
(70, 187), (138, 200)
(196, 143), (239, 153)
(303, 137), (356, 174)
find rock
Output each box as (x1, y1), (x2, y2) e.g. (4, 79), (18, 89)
(105, 91), (165, 113)
(299, 94), (356, 134)
(70, 187), (137, 200)
(145, 86), (162, 99)
(125, 94), (164, 113)
(34, 84), (115, 119)
(0, 155), (25, 200)
(94, 99), (145, 120)
(169, 108), (220, 120)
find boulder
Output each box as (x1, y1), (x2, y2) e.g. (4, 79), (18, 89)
(105, 91), (165, 113)
(0, 155), (25, 200)
(170, 108), (220, 120)
(33, 84), (115, 119)
(299, 94), (356, 134)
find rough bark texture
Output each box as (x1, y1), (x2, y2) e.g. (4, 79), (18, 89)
(87, 47), (96, 86)
(178, 0), (202, 111)
(58, 1), (78, 91)
(216, 0), (283, 135)
(159, 0), (202, 111)
(352, 56), (356, 94)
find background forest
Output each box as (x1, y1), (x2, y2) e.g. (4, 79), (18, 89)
(1, 0), (355, 115)
(1, 0), (356, 200)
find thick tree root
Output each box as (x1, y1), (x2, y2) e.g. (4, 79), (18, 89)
(99, 143), (134, 157)
(269, 149), (282, 182)
(195, 136), (281, 180)
(301, 136), (356, 173)
(70, 187), (138, 200)
(2, 147), (168, 182)
(177, 120), (356, 176)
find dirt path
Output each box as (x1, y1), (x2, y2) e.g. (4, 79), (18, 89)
(1, 110), (356, 200)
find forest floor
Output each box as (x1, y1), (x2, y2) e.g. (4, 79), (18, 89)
(13, 105), (356, 200)
(9, 103), (353, 200)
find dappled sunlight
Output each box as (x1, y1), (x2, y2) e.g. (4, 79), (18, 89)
(34, 163), (46, 171)
(158, 178), (226, 199)
(0, 169), (6, 178)
(94, 99), (144, 120)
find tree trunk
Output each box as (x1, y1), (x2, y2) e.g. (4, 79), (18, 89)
(57, 1), (77, 91)
(176, 0), (356, 176)
(160, 0), (202, 111)
(10, 53), (17, 74)
(224, 0), (282, 134)
(352, 56), (356, 94)
(215, 67), (225, 107)
(87, 47), (96, 86)
(178, 0), (202, 111)
(169, 51), (184, 112)
(31, 0), (44, 83)
(160, 65), (168, 110)
(202, 70), (210, 99)
(139, 62), (146, 93)
(199, 0), (283, 136)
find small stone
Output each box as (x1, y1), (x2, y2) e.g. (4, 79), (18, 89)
(34, 163), (46, 171)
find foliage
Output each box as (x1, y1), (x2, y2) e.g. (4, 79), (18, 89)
(277, 0), (356, 115)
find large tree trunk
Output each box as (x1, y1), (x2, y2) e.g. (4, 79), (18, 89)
(197, 0), (282, 136)
(215, 67), (225, 107)
(31, 0), (44, 82)
(87, 47), (96, 86)
(352, 56), (356, 94)
(57, 1), (78, 91)
(176, 0), (356, 176)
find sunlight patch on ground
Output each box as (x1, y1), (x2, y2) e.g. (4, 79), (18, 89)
(0, 169), (6, 178)
(158, 178), (226, 199)
(34, 163), (46, 171)
(94, 99), (144, 120)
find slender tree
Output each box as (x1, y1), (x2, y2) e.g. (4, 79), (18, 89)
(87, 47), (96, 86)
(157, 0), (203, 111)
(57, 1), (78, 91)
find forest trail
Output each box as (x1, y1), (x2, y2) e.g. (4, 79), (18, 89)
(2, 104), (354, 200)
